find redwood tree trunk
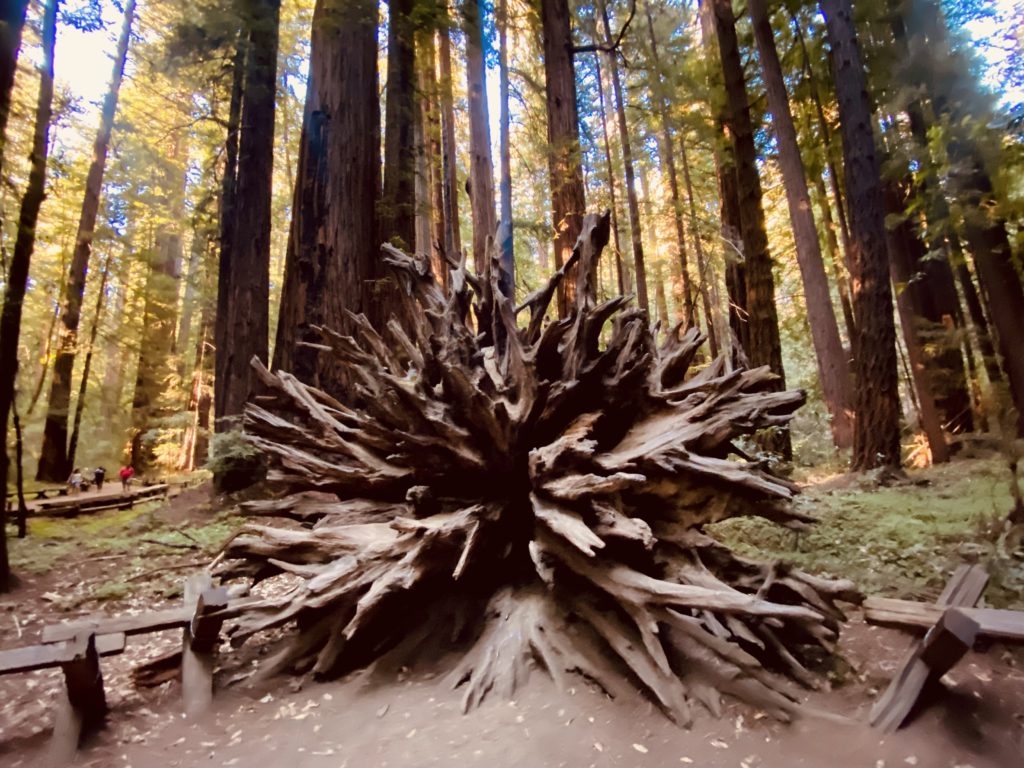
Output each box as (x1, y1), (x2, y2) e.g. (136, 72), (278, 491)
(749, 0), (853, 449)
(214, 38), (245, 411)
(600, 0), (648, 313)
(497, 0), (514, 298)
(594, 49), (627, 295)
(0, 0), (57, 591)
(711, 0), (789, 456)
(678, 134), (720, 359)
(130, 234), (182, 472)
(38, 0), (135, 481)
(0, 0), (29, 169)
(67, 251), (111, 471)
(463, 0), (497, 277)
(272, 0), (380, 388)
(215, 0), (279, 428)
(438, 14), (462, 269)
(541, 0), (586, 317)
(902, 0), (1024, 434)
(644, 3), (695, 328)
(821, 0), (901, 469)
(381, 0), (416, 251)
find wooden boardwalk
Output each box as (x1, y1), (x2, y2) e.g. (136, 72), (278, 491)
(5, 478), (203, 520)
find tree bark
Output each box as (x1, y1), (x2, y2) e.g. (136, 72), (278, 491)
(497, 0), (514, 299)
(749, 0), (853, 449)
(599, 0), (647, 313)
(541, 0), (586, 318)
(214, 36), (246, 414)
(884, 180), (949, 462)
(38, 0), (135, 481)
(272, 0), (380, 388)
(711, 0), (789, 457)
(899, 1), (1023, 432)
(593, 47), (627, 295)
(812, 170), (856, 342)
(130, 231), (182, 472)
(215, 0), (279, 430)
(678, 134), (720, 359)
(438, 13), (462, 270)
(820, 0), (901, 469)
(0, 0), (29, 171)
(462, 0), (497, 278)
(419, 28), (448, 289)
(67, 250), (111, 471)
(381, 0), (416, 251)
(644, 2), (695, 329)
(0, 0), (57, 591)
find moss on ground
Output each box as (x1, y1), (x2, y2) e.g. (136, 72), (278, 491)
(711, 457), (1024, 607)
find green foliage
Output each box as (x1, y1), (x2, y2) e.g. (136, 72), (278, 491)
(712, 457), (1024, 607)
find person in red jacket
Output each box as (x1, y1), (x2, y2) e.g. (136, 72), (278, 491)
(119, 465), (135, 492)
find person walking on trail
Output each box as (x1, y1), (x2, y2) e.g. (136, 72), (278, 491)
(93, 466), (106, 491)
(119, 465), (134, 492)
(68, 469), (83, 495)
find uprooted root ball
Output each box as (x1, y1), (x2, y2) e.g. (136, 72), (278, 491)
(219, 212), (859, 725)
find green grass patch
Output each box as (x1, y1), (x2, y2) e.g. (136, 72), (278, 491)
(711, 457), (1024, 607)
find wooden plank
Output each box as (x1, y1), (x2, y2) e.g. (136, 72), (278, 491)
(49, 633), (108, 762)
(869, 609), (979, 732)
(937, 564), (989, 607)
(43, 606), (191, 643)
(864, 597), (1024, 642)
(0, 633), (125, 675)
(182, 574), (218, 715)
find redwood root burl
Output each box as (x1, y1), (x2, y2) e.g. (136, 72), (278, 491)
(219, 211), (859, 725)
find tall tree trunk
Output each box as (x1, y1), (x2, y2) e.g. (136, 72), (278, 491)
(644, 2), (695, 328)
(462, 0), (497, 278)
(599, 0), (648, 313)
(214, 36), (246, 413)
(496, 0), (514, 299)
(0, 0), (29, 172)
(381, 0), (416, 251)
(67, 250), (111, 471)
(38, 0), (135, 481)
(438, 13), (462, 270)
(419, 28), (448, 289)
(812, 169), (856, 342)
(711, 0), (789, 457)
(130, 234), (182, 473)
(821, 0), (901, 469)
(181, 305), (214, 471)
(902, 0), (1024, 434)
(884, 181), (949, 462)
(25, 299), (58, 415)
(215, 0), (279, 431)
(0, 0), (57, 591)
(272, 0), (380, 387)
(593, 47), (627, 295)
(678, 134), (720, 359)
(541, 0), (586, 317)
(176, 203), (213, 362)
(749, 0), (853, 449)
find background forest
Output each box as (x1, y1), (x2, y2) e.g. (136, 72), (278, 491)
(0, 0), (1023, 588)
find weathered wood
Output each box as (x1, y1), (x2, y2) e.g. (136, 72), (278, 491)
(182, 574), (225, 714)
(43, 605), (191, 643)
(222, 218), (856, 724)
(49, 633), (107, 762)
(0, 632), (124, 675)
(869, 608), (979, 732)
(864, 597), (1024, 642)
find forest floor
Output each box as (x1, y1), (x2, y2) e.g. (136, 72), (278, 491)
(1, 457), (1023, 767)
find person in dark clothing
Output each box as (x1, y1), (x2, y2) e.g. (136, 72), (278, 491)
(93, 466), (106, 491)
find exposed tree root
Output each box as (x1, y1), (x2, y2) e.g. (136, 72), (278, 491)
(218, 212), (860, 724)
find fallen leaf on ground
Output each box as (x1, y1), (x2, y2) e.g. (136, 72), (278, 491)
(632, 744), (648, 754)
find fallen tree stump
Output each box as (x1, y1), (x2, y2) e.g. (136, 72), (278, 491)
(221, 213), (859, 724)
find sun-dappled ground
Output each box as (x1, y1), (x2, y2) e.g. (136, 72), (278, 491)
(0, 458), (1022, 766)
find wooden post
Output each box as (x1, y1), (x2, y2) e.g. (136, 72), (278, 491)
(49, 633), (107, 763)
(181, 574), (226, 714)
